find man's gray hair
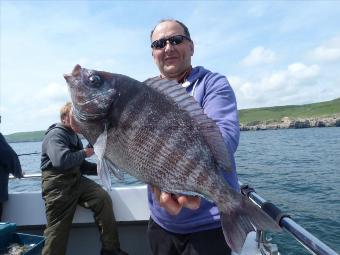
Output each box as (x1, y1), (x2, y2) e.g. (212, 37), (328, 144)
(150, 19), (191, 41)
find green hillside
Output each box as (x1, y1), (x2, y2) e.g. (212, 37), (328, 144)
(5, 130), (46, 143)
(4, 97), (340, 142)
(239, 97), (340, 125)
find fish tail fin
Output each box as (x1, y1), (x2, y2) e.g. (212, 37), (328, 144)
(220, 193), (281, 253)
(220, 210), (254, 254)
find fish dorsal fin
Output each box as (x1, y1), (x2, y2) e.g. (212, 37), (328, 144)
(144, 77), (232, 171)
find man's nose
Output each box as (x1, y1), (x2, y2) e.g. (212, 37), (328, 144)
(164, 41), (174, 52)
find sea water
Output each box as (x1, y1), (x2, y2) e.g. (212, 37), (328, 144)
(8, 127), (340, 254)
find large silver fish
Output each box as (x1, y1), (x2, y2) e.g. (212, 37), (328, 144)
(64, 64), (281, 253)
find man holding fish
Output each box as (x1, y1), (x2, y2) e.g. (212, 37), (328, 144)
(146, 19), (240, 255)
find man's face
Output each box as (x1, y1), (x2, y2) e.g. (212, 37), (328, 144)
(61, 109), (81, 133)
(151, 21), (194, 80)
(69, 108), (81, 133)
(62, 112), (72, 129)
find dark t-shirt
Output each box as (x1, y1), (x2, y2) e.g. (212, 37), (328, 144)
(0, 133), (22, 202)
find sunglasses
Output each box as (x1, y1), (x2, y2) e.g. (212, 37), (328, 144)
(151, 35), (191, 49)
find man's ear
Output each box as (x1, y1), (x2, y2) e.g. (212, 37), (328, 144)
(190, 42), (194, 56)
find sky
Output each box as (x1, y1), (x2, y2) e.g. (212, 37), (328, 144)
(1, 1), (340, 135)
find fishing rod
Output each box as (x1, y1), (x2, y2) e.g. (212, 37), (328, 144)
(240, 183), (338, 255)
(9, 173), (42, 179)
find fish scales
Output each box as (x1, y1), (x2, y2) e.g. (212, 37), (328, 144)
(145, 77), (235, 173)
(111, 80), (212, 191)
(65, 65), (282, 253)
(131, 117), (207, 191)
(117, 74), (216, 192)
(113, 115), (194, 187)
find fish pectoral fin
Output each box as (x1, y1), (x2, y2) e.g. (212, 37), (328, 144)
(97, 157), (124, 191)
(93, 126), (113, 190)
(93, 124), (124, 189)
(102, 156), (125, 181)
(93, 125), (108, 159)
(97, 158), (112, 191)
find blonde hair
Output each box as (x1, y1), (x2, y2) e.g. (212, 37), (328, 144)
(60, 102), (72, 122)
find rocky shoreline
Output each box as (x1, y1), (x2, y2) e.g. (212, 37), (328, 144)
(240, 116), (340, 131)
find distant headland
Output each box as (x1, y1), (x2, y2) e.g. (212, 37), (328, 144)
(239, 97), (340, 131)
(240, 116), (340, 131)
(3, 97), (340, 143)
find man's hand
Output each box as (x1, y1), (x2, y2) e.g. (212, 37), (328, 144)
(84, 147), (94, 157)
(152, 186), (201, 215)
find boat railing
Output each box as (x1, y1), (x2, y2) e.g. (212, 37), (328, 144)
(9, 174), (338, 255)
(10, 173), (42, 178)
(239, 183), (338, 255)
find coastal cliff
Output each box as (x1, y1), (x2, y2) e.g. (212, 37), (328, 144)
(240, 116), (340, 131)
(239, 97), (340, 131)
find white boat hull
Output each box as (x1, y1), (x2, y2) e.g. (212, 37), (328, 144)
(3, 185), (151, 255)
(3, 185), (277, 255)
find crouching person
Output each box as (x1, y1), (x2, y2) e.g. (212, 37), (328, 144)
(40, 102), (128, 255)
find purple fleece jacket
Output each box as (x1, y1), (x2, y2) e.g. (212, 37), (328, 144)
(148, 66), (240, 233)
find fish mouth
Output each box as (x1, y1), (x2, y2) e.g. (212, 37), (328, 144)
(63, 73), (72, 84)
(63, 64), (82, 86)
(72, 64), (81, 76)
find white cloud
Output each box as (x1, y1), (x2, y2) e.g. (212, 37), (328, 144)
(0, 82), (69, 134)
(242, 46), (277, 66)
(287, 63), (320, 79)
(36, 82), (69, 102)
(307, 36), (340, 63)
(232, 62), (322, 109)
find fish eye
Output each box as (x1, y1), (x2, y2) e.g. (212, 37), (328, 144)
(88, 74), (102, 86)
